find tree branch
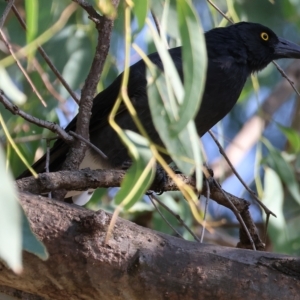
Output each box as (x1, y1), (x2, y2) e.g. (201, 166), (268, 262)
(16, 168), (264, 250)
(0, 192), (299, 300)
(63, 0), (120, 172)
(0, 90), (73, 142)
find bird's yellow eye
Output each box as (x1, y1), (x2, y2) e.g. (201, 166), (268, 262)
(261, 32), (269, 41)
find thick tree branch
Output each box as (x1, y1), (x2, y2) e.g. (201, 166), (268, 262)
(0, 193), (299, 300)
(16, 169), (264, 250)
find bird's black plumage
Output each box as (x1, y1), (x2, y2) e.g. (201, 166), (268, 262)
(18, 22), (300, 185)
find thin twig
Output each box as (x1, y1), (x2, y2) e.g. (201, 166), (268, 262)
(69, 131), (109, 163)
(272, 61), (300, 97)
(151, 10), (161, 36)
(31, 58), (66, 104)
(150, 193), (200, 242)
(212, 178), (256, 250)
(11, 4), (80, 104)
(209, 130), (276, 218)
(0, 0), (15, 29)
(0, 29), (47, 107)
(206, 0), (234, 24)
(200, 176), (210, 243)
(72, 0), (103, 22)
(148, 193), (184, 239)
(0, 90), (73, 142)
(264, 213), (270, 246)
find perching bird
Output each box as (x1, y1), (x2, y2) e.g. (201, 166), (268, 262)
(18, 22), (300, 204)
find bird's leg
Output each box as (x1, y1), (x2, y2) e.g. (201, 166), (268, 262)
(154, 164), (167, 195)
(120, 160), (133, 170)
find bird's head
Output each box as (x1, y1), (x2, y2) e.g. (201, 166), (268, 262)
(206, 22), (300, 73)
(234, 22), (300, 72)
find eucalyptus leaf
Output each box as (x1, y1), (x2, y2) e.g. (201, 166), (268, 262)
(0, 67), (27, 105)
(277, 124), (300, 153)
(172, 0), (207, 133)
(132, 0), (149, 31)
(150, 0), (180, 39)
(0, 147), (22, 273)
(114, 130), (156, 210)
(262, 167), (287, 251)
(147, 66), (202, 184)
(265, 144), (300, 204)
(25, 0), (38, 60)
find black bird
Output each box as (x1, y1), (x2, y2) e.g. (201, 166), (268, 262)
(18, 22), (300, 204)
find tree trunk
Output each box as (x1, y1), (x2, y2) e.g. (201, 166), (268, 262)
(0, 193), (299, 300)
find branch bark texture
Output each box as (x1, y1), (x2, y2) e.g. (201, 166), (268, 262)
(0, 193), (299, 300)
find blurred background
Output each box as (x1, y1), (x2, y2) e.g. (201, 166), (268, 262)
(1, 0), (300, 254)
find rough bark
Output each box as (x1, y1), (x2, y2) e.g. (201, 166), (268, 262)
(0, 193), (299, 300)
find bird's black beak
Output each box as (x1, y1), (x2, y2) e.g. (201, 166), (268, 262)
(274, 37), (300, 59)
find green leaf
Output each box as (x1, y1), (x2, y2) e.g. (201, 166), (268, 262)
(0, 147), (22, 273)
(25, 0), (38, 60)
(264, 141), (300, 204)
(262, 167), (287, 251)
(96, 0), (117, 19)
(172, 0), (207, 133)
(22, 209), (48, 260)
(147, 67), (202, 187)
(0, 67), (27, 105)
(114, 131), (156, 210)
(150, 0), (180, 39)
(277, 124), (300, 153)
(133, 0), (149, 31)
(147, 19), (184, 116)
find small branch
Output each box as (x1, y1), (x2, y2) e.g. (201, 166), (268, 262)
(0, 90), (73, 142)
(206, 0), (234, 24)
(148, 193), (184, 239)
(151, 10), (161, 36)
(72, 0), (103, 22)
(150, 192), (200, 242)
(212, 178), (256, 251)
(209, 130), (276, 218)
(11, 4), (80, 104)
(31, 57), (67, 104)
(0, 29), (47, 107)
(69, 131), (109, 163)
(0, 0), (14, 29)
(200, 174), (210, 243)
(62, 0), (120, 172)
(272, 61), (300, 97)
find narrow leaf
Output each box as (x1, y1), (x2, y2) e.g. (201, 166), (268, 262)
(172, 0), (207, 133)
(114, 131), (156, 210)
(0, 147), (22, 273)
(133, 0), (149, 31)
(277, 124), (300, 153)
(262, 167), (287, 250)
(25, 0), (38, 61)
(264, 143), (300, 204)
